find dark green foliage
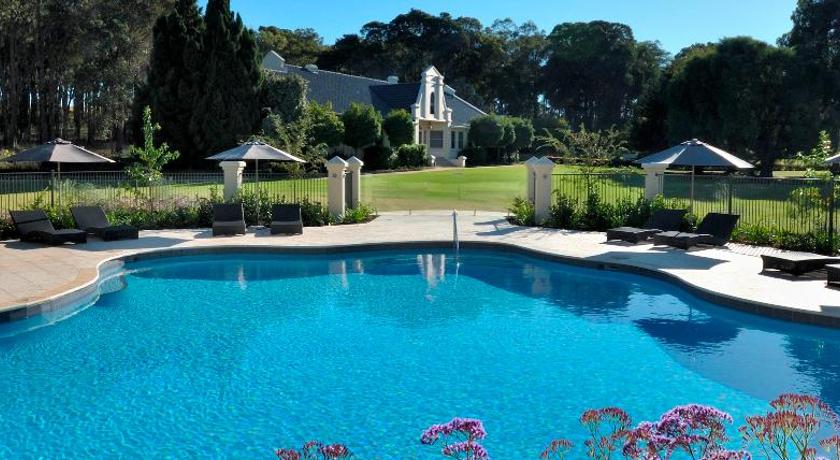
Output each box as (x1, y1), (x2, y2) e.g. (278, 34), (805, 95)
(339, 203), (377, 224)
(545, 193), (668, 231)
(146, 0), (204, 163)
(308, 102), (345, 147)
(363, 145), (396, 170)
(259, 72), (308, 124)
(255, 26), (326, 65)
(395, 144), (427, 168)
(507, 197), (535, 226)
(341, 103), (382, 151)
(459, 146), (488, 166)
(732, 224), (838, 255)
(190, 0), (261, 156)
(510, 117), (535, 151)
(664, 38), (796, 176)
(542, 21), (665, 131)
(382, 109), (415, 147)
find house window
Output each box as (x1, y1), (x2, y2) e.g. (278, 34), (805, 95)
(430, 91), (436, 115)
(429, 130), (443, 149)
(458, 132), (464, 149)
(450, 131), (456, 149)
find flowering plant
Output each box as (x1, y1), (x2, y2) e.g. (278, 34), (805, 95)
(420, 417), (490, 460)
(275, 440), (352, 460)
(580, 407), (632, 460)
(540, 438), (574, 460)
(740, 394), (840, 460)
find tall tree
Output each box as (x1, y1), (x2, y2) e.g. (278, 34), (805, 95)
(145, 0), (204, 162)
(541, 21), (666, 131)
(781, 0), (840, 143)
(190, 0), (261, 156)
(665, 37), (796, 175)
(255, 26), (325, 65)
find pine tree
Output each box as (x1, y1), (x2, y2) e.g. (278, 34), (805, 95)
(146, 0), (204, 164)
(190, 0), (261, 156)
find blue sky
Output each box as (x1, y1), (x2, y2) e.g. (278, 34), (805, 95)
(208, 0), (797, 54)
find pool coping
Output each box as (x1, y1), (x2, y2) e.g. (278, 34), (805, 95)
(2, 239), (839, 329)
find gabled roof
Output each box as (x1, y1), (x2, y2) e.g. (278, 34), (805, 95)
(263, 58), (485, 126)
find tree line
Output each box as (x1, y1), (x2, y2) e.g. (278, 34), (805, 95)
(1, 0), (838, 174)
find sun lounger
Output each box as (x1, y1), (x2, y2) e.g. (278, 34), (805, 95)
(827, 264), (840, 287)
(606, 209), (687, 243)
(652, 213), (740, 249)
(9, 210), (87, 245)
(212, 203), (246, 236)
(761, 252), (840, 276)
(71, 205), (139, 241)
(270, 204), (303, 235)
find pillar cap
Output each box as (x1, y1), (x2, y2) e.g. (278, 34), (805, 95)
(220, 160), (247, 169)
(641, 162), (669, 171)
(532, 156), (556, 170)
(346, 156), (364, 168)
(524, 156), (541, 167)
(326, 156), (348, 169)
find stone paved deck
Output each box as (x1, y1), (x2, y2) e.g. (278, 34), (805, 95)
(1, 211), (839, 325)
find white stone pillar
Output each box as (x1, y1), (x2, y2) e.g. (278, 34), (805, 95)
(428, 155), (436, 167)
(326, 156), (348, 219)
(642, 163), (668, 199)
(524, 156), (540, 203)
(220, 161), (246, 201)
(456, 156), (467, 168)
(346, 156), (363, 209)
(533, 157), (556, 224)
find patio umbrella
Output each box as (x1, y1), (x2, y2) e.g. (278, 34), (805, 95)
(2, 138), (115, 204)
(638, 139), (753, 208)
(205, 140), (305, 190)
(826, 153), (840, 167)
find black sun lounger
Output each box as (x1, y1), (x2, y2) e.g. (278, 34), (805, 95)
(761, 252), (840, 276)
(270, 204), (303, 235)
(212, 203), (246, 236)
(652, 213), (740, 249)
(71, 205), (139, 241)
(9, 210), (87, 245)
(606, 209), (687, 243)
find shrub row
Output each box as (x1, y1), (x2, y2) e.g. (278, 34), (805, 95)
(510, 192), (838, 255)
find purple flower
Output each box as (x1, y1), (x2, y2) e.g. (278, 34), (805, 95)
(421, 417), (489, 460)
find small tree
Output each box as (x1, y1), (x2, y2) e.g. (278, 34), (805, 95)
(468, 115), (508, 163)
(510, 117), (535, 151)
(308, 101), (345, 148)
(127, 106), (180, 185)
(797, 130), (834, 179)
(382, 109), (415, 147)
(259, 71), (308, 124)
(342, 102), (382, 153)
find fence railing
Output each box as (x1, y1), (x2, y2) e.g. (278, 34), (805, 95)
(553, 172), (838, 235)
(551, 173), (645, 205)
(0, 171), (327, 216)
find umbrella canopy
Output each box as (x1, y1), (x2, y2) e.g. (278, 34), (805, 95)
(205, 140), (305, 163)
(826, 153), (840, 166)
(638, 139), (753, 169)
(3, 138), (114, 164)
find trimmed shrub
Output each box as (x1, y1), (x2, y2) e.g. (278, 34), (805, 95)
(363, 144), (396, 171)
(395, 144), (427, 168)
(382, 109), (414, 147)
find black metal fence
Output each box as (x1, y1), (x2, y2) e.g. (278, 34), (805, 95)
(552, 172), (838, 235)
(0, 171), (327, 216)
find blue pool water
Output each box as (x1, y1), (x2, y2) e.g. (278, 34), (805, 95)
(1, 249), (839, 458)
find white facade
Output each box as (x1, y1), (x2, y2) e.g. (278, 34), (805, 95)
(411, 66), (469, 161)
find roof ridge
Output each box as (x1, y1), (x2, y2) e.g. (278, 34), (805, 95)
(284, 64), (389, 84)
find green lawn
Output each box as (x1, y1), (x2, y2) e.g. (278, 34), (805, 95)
(361, 165), (531, 211)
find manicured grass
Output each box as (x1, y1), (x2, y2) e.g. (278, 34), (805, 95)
(361, 165), (532, 211)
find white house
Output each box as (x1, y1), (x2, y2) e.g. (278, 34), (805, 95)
(261, 51), (486, 163)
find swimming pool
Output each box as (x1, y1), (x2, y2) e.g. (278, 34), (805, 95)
(0, 248), (838, 458)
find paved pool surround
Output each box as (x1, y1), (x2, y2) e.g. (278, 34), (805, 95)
(1, 212), (838, 327)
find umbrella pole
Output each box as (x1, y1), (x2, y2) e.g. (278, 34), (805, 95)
(690, 167), (695, 211)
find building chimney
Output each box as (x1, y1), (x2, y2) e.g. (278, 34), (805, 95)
(387, 75), (399, 84)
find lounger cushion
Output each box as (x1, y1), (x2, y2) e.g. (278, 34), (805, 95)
(761, 253), (840, 276)
(605, 227), (662, 243)
(71, 206), (139, 240)
(10, 210), (87, 245)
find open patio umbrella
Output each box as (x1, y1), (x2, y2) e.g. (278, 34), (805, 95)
(826, 153), (840, 167)
(638, 139), (753, 208)
(205, 140), (306, 191)
(2, 138), (115, 205)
